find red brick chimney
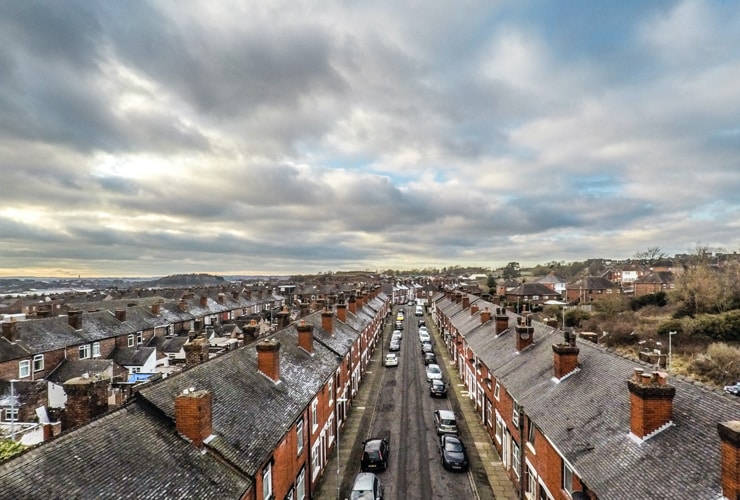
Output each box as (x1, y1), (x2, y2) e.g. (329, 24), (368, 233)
(356, 293), (364, 310)
(470, 304), (479, 316)
(175, 389), (213, 448)
(322, 309), (333, 334)
(455, 293), (462, 304)
(300, 302), (310, 318)
(257, 339), (281, 382)
(462, 296), (470, 310)
(2, 321), (18, 342)
(297, 321), (314, 353)
(495, 308), (508, 335)
(515, 315), (534, 351)
(718, 421), (740, 500)
(152, 301), (161, 315)
(480, 307), (492, 324)
(62, 375), (109, 430)
(336, 303), (347, 323)
(217, 293), (225, 304)
(552, 330), (579, 379)
(200, 296), (208, 307)
(114, 309), (126, 322)
(183, 338), (209, 368)
(627, 368), (675, 440)
(68, 310), (83, 330)
(277, 310), (290, 329)
(348, 296), (357, 315)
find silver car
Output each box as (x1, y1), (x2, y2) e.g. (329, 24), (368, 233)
(425, 363), (442, 382)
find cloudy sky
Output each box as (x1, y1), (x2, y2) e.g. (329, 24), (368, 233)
(1, 1), (740, 278)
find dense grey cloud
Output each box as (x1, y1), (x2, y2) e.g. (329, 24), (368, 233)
(1, 0), (740, 277)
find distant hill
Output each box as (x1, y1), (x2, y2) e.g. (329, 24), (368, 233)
(141, 273), (227, 288)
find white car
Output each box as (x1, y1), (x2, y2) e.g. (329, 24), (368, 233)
(419, 331), (431, 343)
(385, 353), (399, 367)
(392, 330), (402, 340)
(426, 363), (442, 382)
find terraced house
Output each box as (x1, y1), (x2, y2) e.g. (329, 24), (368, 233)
(432, 290), (740, 499)
(0, 288), (389, 499)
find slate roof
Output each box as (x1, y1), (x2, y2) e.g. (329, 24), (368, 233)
(138, 325), (340, 475)
(506, 282), (561, 297)
(456, 305), (740, 499)
(0, 401), (252, 499)
(46, 358), (115, 384)
(566, 276), (616, 290)
(634, 271), (674, 284)
(112, 346), (156, 367)
(0, 316), (83, 354)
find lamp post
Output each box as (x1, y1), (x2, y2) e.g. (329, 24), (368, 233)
(668, 331), (678, 372)
(10, 379), (17, 441)
(336, 397), (348, 500)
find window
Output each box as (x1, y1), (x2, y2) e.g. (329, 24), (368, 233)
(486, 399), (493, 428)
(92, 342), (101, 358)
(512, 402), (521, 427)
(127, 334), (135, 347)
(525, 463), (537, 500)
(328, 377), (334, 406)
(527, 419), (536, 449)
(311, 399), (318, 431)
(79, 344), (91, 359)
(494, 382), (501, 400)
(296, 467), (306, 500)
(562, 462), (574, 494)
(495, 411), (504, 444)
(296, 419), (304, 455)
(4, 408), (18, 422)
(33, 354), (44, 372)
(19, 360), (30, 378)
(512, 441), (521, 478)
(137, 331), (143, 345)
(262, 462), (273, 500)
(131, 367), (141, 373)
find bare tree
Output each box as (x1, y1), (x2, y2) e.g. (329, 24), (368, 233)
(633, 246), (668, 264)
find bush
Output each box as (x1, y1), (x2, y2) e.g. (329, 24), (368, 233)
(631, 291), (667, 311)
(691, 343), (740, 386)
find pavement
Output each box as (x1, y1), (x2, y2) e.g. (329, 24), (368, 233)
(314, 310), (519, 500)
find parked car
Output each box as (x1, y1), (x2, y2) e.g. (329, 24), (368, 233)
(429, 379), (447, 398)
(724, 382), (740, 396)
(350, 472), (384, 500)
(419, 331), (431, 343)
(396, 312), (404, 321)
(361, 438), (389, 472)
(391, 330), (402, 341)
(389, 339), (401, 352)
(385, 353), (398, 367)
(438, 433), (469, 471)
(433, 409), (458, 435)
(423, 352), (437, 365)
(421, 342), (434, 355)
(418, 319), (426, 328)
(426, 363), (442, 382)
(395, 321), (404, 331)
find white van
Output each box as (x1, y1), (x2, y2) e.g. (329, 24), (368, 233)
(415, 305), (424, 316)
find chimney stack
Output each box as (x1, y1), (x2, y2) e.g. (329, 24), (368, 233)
(297, 321), (314, 354)
(462, 296), (470, 310)
(495, 308), (508, 335)
(2, 321), (18, 342)
(348, 295), (357, 315)
(175, 389), (213, 448)
(470, 304), (479, 316)
(627, 368), (675, 440)
(152, 301), (161, 315)
(114, 309), (126, 322)
(336, 303), (347, 323)
(718, 421), (740, 500)
(217, 293), (225, 304)
(480, 307), (492, 324)
(184, 338), (208, 368)
(179, 299), (188, 312)
(200, 296), (208, 307)
(515, 315), (534, 351)
(322, 309), (333, 334)
(68, 310), (83, 330)
(552, 330), (579, 379)
(356, 292), (364, 310)
(257, 339), (281, 382)
(300, 302), (310, 318)
(277, 310), (290, 329)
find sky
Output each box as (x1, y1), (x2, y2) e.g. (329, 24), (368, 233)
(1, 1), (740, 278)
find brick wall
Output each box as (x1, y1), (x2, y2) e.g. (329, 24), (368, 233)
(62, 377), (109, 430)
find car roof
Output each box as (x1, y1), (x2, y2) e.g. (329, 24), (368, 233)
(364, 438), (385, 450)
(431, 378), (444, 385)
(436, 409), (455, 418)
(427, 363), (440, 369)
(352, 472), (378, 490)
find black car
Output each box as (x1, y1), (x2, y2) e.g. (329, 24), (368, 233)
(418, 319), (426, 327)
(438, 433), (468, 471)
(423, 352), (437, 365)
(429, 379), (447, 398)
(350, 472), (383, 500)
(361, 438), (389, 472)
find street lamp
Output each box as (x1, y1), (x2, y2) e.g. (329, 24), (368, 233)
(10, 379), (17, 441)
(668, 331), (678, 372)
(336, 397), (348, 500)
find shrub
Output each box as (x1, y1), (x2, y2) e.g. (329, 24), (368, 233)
(691, 343), (740, 386)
